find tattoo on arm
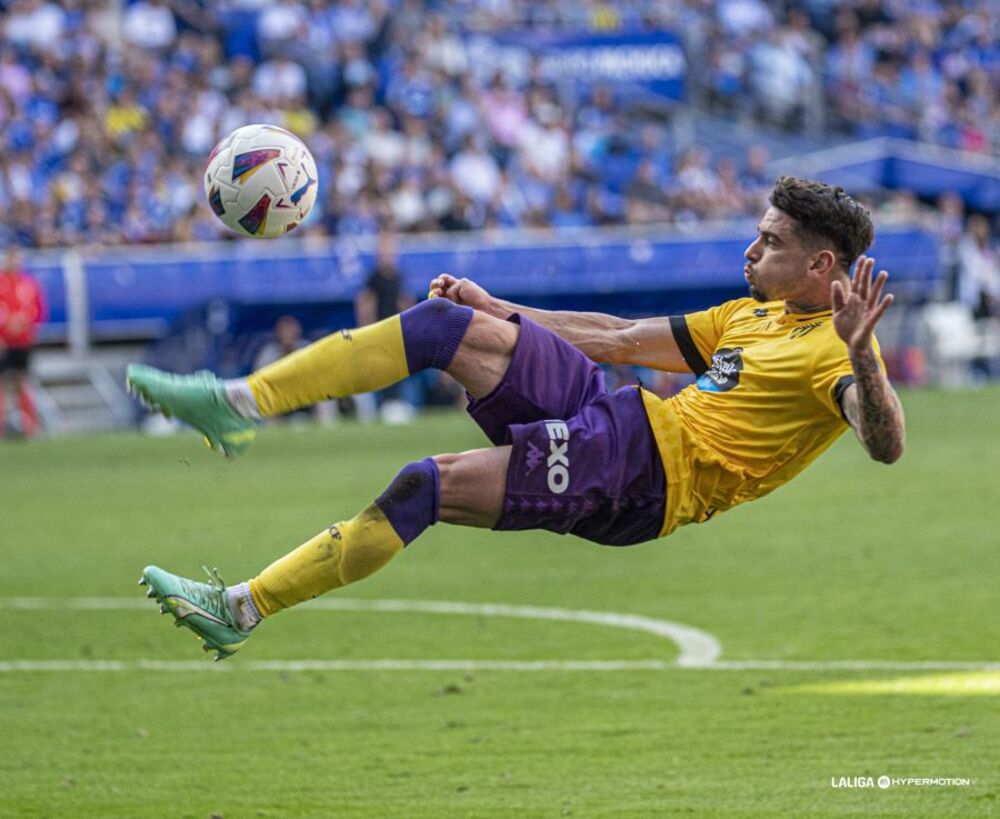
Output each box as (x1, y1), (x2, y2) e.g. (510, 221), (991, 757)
(845, 347), (905, 463)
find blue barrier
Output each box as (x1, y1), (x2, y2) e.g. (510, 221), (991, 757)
(30, 224), (941, 343)
(772, 138), (1000, 211)
(29, 263), (66, 343)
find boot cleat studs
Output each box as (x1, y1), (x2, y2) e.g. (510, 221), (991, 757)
(137, 563), (251, 660)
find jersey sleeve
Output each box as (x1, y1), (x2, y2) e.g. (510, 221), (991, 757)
(668, 300), (745, 375)
(811, 333), (884, 420)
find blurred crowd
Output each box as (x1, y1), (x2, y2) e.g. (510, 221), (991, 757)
(0, 0), (996, 250)
(702, 0), (998, 145)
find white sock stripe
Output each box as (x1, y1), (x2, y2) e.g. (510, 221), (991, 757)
(223, 379), (261, 420)
(225, 583), (261, 631)
(239, 583), (262, 626)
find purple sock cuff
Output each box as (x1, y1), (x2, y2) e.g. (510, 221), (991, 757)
(375, 457), (440, 546)
(399, 299), (473, 373)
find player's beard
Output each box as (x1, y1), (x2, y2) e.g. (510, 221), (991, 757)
(745, 266), (768, 302)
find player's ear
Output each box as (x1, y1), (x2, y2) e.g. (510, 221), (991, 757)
(808, 248), (837, 279)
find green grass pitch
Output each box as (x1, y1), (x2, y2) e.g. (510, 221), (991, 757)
(1, 388), (998, 818)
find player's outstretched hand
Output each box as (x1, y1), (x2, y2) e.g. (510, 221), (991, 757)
(831, 255), (894, 353)
(428, 274), (494, 312)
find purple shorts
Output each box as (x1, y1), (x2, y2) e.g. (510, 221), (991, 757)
(466, 315), (666, 546)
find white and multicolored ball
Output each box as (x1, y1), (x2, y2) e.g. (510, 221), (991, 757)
(204, 124), (318, 239)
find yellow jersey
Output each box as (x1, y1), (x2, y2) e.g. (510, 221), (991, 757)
(640, 298), (882, 537)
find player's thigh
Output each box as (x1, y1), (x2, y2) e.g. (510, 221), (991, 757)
(434, 446), (511, 529)
(460, 314), (609, 446)
(447, 311), (519, 399)
(498, 387), (666, 546)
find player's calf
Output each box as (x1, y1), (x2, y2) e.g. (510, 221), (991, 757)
(140, 458), (444, 657)
(242, 298), (476, 417)
(245, 458), (438, 620)
(128, 300), (517, 447)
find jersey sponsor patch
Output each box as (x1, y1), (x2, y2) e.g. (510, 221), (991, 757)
(696, 347), (744, 392)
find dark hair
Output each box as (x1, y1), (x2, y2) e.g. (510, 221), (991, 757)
(769, 176), (874, 271)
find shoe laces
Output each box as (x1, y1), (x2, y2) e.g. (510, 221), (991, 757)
(203, 565), (227, 591)
(176, 567), (229, 618)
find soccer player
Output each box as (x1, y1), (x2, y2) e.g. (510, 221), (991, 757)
(130, 177), (905, 660)
(0, 246), (46, 439)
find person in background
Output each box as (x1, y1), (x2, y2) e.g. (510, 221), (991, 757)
(254, 315), (309, 371)
(0, 246), (45, 438)
(254, 315), (328, 423)
(957, 215), (999, 323)
(933, 192), (965, 301)
(354, 229), (417, 422)
(956, 214), (1000, 380)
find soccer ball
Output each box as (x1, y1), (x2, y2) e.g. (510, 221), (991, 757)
(204, 124), (318, 238)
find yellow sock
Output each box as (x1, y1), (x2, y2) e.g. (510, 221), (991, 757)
(247, 316), (408, 417)
(248, 505), (404, 617)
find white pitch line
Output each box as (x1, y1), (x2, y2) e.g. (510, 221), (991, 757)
(2, 598), (995, 673)
(1, 659), (998, 674)
(0, 659), (675, 673)
(689, 660), (1000, 672)
(0, 596), (722, 667)
(307, 598), (722, 667)
(0, 598), (151, 610)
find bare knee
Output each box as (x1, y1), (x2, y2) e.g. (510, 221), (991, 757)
(434, 446), (511, 528)
(448, 313), (519, 399)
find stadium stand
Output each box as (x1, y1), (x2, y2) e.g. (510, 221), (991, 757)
(0, 0), (995, 247)
(0, 0), (996, 433)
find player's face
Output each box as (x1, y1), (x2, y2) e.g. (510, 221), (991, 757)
(743, 207), (812, 303)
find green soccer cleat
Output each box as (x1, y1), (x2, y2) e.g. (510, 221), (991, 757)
(139, 565), (253, 661)
(126, 364), (256, 457)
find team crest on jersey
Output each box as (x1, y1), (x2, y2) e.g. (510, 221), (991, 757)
(697, 347), (744, 392)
